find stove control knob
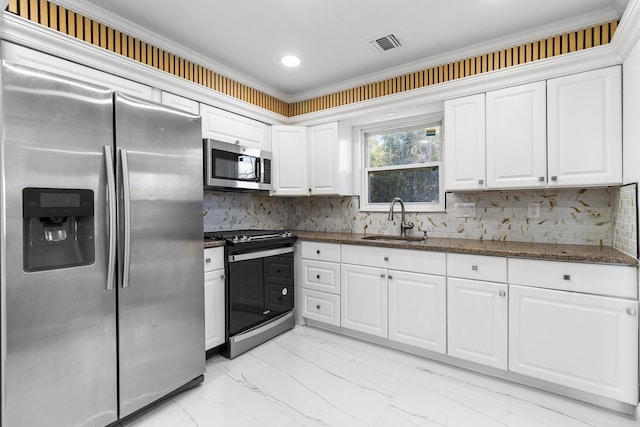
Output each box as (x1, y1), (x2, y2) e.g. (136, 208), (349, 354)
(284, 231), (292, 238)
(232, 236), (240, 243)
(240, 235), (249, 242)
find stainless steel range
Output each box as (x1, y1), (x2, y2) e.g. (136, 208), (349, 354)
(205, 230), (297, 358)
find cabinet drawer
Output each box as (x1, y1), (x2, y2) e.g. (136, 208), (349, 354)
(301, 289), (340, 326)
(341, 244), (445, 276)
(509, 258), (637, 299)
(204, 247), (224, 272)
(301, 259), (340, 294)
(447, 253), (507, 283)
(301, 241), (340, 263)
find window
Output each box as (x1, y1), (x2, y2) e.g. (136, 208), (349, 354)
(362, 120), (444, 212)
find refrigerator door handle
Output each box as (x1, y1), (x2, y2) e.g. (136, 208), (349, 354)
(120, 148), (132, 288)
(104, 145), (117, 291)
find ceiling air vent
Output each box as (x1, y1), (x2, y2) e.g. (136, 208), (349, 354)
(370, 34), (401, 53)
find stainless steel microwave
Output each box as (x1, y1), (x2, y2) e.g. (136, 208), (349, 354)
(203, 139), (272, 191)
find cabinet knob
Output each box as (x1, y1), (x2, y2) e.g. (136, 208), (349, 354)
(471, 265), (478, 271)
(627, 308), (637, 316)
(308, 188), (312, 193)
(380, 273), (386, 278)
(551, 176), (558, 182)
(316, 274), (320, 279)
(499, 290), (506, 297)
(478, 179), (484, 185)
(388, 275), (393, 280)
(384, 256), (389, 262)
(221, 274), (225, 280)
(316, 304), (321, 310)
(205, 258), (211, 263)
(563, 274), (571, 281)
(538, 176), (545, 182)
(316, 250), (320, 254)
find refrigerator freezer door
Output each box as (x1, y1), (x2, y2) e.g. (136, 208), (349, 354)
(114, 93), (205, 417)
(1, 64), (117, 426)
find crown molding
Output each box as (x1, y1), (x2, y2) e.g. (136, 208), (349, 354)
(0, 12), (287, 124)
(52, 0), (289, 101)
(612, 0), (640, 59)
(287, 44), (621, 126)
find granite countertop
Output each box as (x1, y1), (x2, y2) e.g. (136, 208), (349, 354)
(293, 230), (639, 266)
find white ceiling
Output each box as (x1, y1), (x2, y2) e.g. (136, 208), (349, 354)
(68, 0), (629, 101)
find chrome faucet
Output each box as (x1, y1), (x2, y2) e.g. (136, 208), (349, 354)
(388, 197), (414, 237)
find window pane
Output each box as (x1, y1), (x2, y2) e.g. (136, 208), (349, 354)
(368, 167), (440, 203)
(367, 125), (442, 167)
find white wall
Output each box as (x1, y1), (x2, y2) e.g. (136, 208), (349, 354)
(623, 36), (640, 184)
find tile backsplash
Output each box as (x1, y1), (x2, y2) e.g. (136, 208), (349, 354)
(203, 186), (638, 255)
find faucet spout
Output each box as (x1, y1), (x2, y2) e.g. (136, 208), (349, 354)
(388, 197), (414, 237)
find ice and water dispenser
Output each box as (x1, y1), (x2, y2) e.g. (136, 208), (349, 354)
(23, 188), (95, 272)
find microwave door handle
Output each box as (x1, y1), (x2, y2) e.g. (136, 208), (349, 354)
(256, 158), (261, 182)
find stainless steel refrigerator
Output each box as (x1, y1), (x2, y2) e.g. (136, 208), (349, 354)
(0, 59), (205, 426)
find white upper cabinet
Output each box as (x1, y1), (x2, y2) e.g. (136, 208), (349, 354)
(271, 125), (308, 196)
(486, 81), (547, 189)
(444, 93), (486, 191)
(308, 122), (339, 195)
(271, 122), (351, 197)
(201, 104), (270, 150)
(160, 92), (200, 115)
(547, 66), (622, 187)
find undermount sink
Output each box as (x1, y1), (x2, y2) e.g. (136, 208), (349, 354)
(362, 235), (425, 242)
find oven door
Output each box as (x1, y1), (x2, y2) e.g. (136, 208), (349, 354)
(227, 247), (294, 337)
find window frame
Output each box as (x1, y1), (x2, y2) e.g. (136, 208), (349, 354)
(359, 115), (445, 213)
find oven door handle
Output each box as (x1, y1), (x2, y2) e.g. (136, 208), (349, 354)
(228, 246), (293, 262)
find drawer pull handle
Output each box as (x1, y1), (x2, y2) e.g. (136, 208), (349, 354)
(316, 250), (320, 255)
(316, 304), (321, 310)
(205, 258), (211, 263)
(563, 274), (570, 281)
(499, 291), (506, 297)
(388, 275), (393, 280)
(316, 274), (320, 279)
(380, 273), (386, 278)
(627, 308), (637, 316)
(384, 256), (389, 262)
(471, 265), (478, 271)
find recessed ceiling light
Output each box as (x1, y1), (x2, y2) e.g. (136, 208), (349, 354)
(281, 55), (301, 67)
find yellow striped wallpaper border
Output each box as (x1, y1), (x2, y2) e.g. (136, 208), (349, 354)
(6, 0), (619, 117)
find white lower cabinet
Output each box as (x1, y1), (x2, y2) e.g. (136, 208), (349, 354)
(301, 288), (341, 326)
(447, 278), (508, 369)
(300, 242), (342, 326)
(388, 270), (446, 353)
(509, 285), (639, 404)
(341, 264), (388, 338)
(204, 247), (225, 351)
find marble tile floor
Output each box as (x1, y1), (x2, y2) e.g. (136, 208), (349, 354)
(123, 326), (639, 427)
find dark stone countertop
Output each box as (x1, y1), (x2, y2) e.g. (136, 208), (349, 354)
(292, 230), (639, 266)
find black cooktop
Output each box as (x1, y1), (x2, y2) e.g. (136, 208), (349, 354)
(204, 229), (297, 251)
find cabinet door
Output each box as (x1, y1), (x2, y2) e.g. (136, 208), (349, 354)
(341, 264), (388, 338)
(486, 82), (547, 189)
(308, 122), (339, 195)
(447, 278), (508, 369)
(509, 285), (638, 404)
(161, 92), (200, 114)
(388, 270), (446, 353)
(201, 104), (268, 149)
(271, 125), (308, 196)
(547, 66), (622, 186)
(444, 94), (486, 191)
(204, 269), (225, 350)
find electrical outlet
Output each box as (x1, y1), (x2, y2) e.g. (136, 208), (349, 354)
(528, 202), (540, 219)
(454, 203), (476, 218)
